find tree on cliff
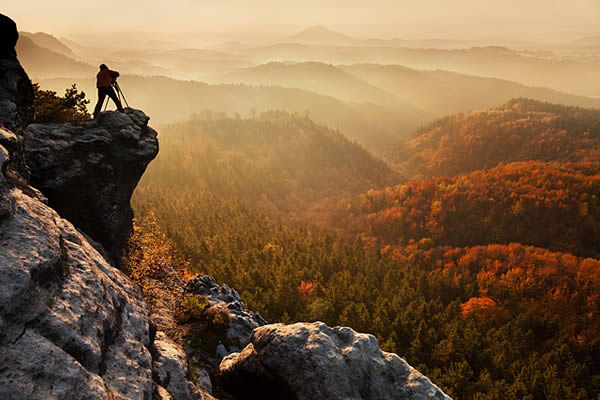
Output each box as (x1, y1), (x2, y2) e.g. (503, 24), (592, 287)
(32, 82), (90, 123)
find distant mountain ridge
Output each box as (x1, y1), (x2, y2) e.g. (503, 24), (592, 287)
(16, 36), (93, 78)
(289, 25), (354, 44)
(246, 43), (600, 97)
(220, 61), (600, 118)
(20, 31), (75, 57)
(222, 61), (411, 107)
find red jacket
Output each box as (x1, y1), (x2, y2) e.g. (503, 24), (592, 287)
(96, 69), (119, 88)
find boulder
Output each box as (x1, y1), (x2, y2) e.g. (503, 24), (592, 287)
(0, 143), (153, 399)
(219, 322), (452, 400)
(23, 109), (159, 262)
(186, 274), (267, 353)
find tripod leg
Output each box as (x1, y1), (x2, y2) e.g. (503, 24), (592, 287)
(114, 83), (130, 108)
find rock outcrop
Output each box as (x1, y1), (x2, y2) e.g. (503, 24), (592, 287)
(0, 14), (34, 186)
(186, 274), (267, 352)
(0, 142), (153, 399)
(0, 14), (34, 132)
(219, 322), (451, 400)
(153, 331), (216, 400)
(0, 16), (164, 399)
(23, 109), (159, 262)
(0, 14), (18, 59)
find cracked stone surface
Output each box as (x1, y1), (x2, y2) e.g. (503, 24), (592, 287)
(153, 331), (216, 400)
(0, 142), (153, 400)
(219, 321), (452, 400)
(186, 274), (268, 353)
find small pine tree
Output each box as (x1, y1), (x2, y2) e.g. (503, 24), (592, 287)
(33, 83), (91, 123)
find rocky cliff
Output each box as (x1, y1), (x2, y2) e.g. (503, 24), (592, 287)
(0, 149), (153, 398)
(0, 14), (168, 400)
(23, 110), (158, 262)
(0, 13), (451, 400)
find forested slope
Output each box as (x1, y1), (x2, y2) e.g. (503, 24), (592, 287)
(396, 98), (600, 178)
(325, 161), (600, 257)
(137, 111), (401, 217)
(133, 103), (600, 399)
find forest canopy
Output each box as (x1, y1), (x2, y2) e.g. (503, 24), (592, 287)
(132, 101), (600, 399)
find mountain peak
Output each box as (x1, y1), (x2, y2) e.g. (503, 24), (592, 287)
(289, 25), (353, 44)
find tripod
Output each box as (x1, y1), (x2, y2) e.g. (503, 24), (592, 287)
(103, 80), (130, 111)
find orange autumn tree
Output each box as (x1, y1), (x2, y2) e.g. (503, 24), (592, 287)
(332, 161), (600, 258)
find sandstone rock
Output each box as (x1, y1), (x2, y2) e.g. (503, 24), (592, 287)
(0, 14), (34, 131)
(219, 322), (452, 400)
(0, 143), (153, 399)
(23, 109), (159, 262)
(155, 385), (174, 400)
(0, 14), (18, 58)
(186, 274), (267, 353)
(153, 331), (214, 400)
(195, 368), (213, 394)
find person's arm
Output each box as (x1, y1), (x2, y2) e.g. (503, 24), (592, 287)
(110, 70), (120, 79)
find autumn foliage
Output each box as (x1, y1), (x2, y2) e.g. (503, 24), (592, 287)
(131, 103), (600, 399)
(331, 161), (600, 257)
(396, 98), (600, 178)
(394, 243), (600, 341)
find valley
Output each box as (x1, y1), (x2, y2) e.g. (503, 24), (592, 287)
(9, 14), (600, 399)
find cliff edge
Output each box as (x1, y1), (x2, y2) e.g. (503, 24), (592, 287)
(23, 109), (158, 262)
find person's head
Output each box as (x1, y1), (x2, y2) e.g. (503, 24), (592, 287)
(99, 64), (108, 70)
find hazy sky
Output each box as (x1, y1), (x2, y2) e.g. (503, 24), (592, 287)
(4, 0), (600, 42)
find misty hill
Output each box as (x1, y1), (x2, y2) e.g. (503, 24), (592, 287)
(221, 61), (409, 106)
(572, 35), (600, 47)
(289, 25), (355, 45)
(221, 61), (600, 118)
(246, 43), (600, 97)
(107, 48), (252, 80)
(16, 36), (93, 79)
(38, 76), (424, 150)
(395, 98), (600, 178)
(341, 64), (600, 115)
(22, 33), (252, 81)
(20, 31), (76, 58)
(287, 26), (476, 49)
(136, 111), (402, 217)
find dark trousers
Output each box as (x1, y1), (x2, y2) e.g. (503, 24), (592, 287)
(93, 86), (124, 118)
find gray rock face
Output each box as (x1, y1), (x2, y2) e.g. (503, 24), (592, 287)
(0, 14), (34, 132)
(0, 143), (153, 399)
(0, 14), (34, 186)
(219, 322), (452, 400)
(186, 274), (267, 352)
(23, 109), (159, 262)
(0, 14), (18, 59)
(153, 331), (215, 400)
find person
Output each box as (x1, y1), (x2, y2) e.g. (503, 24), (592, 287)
(93, 64), (124, 118)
